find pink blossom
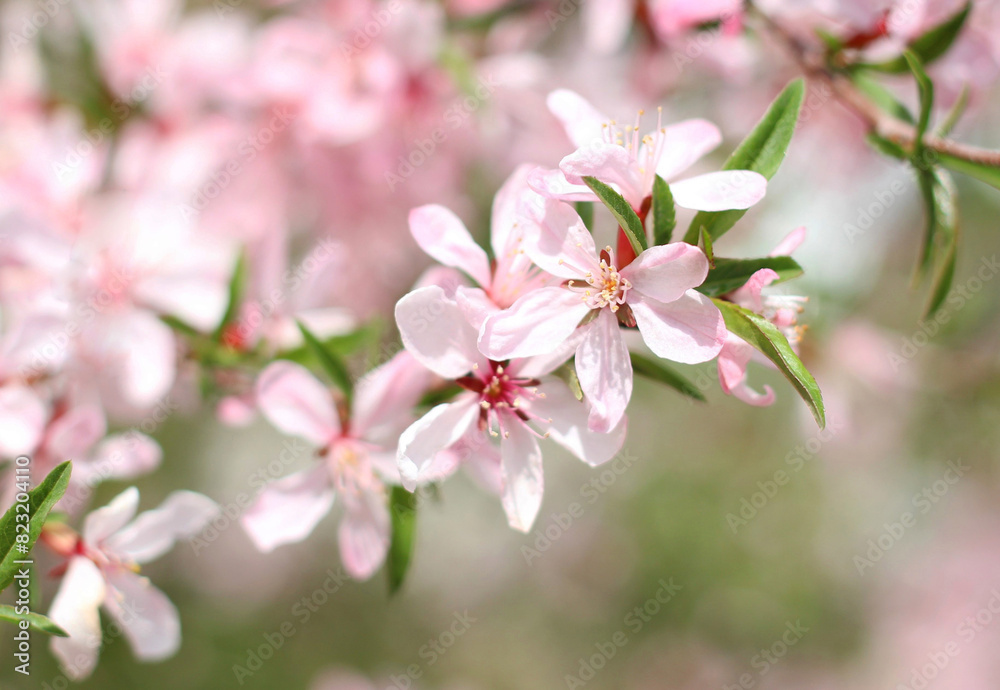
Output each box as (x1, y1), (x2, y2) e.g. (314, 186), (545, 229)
(649, 0), (744, 39)
(479, 196), (725, 432)
(241, 351), (433, 579)
(530, 89), (766, 212)
(716, 227), (807, 406)
(47, 487), (218, 680)
(395, 285), (626, 531)
(409, 165), (554, 310)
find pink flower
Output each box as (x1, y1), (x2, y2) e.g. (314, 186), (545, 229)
(716, 227), (808, 406)
(408, 165), (553, 310)
(479, 196), (726, 432)
(649, 0), (744, 39)
(530, 89), (767, 212)
(48, 487), (218, 680)
(395, 285), (626, 532)
(241, 351), (433, 579)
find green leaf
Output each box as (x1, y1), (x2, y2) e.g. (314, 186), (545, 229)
(861, 2), (972, 74)
(713, 300), (825, 427)
(866, 132), (908, 160)
(698, 256), (804, 297)
(553, 363), (583, 401)
(920, 170), (960, 317)
(630, 353), (706, 402)
(0, 605), (68, 637)
(850, 71), (915, 124)
(582, 176), (647, 255)
(387, 486), (417, 595)
(214, 251), (247, 340)
(903, 51), (934, 146)
(0, 462), (72, 593)
(651, 176), (676, 246)
(699, 226), (715, 268)
(296, 322), (353, 405)
(418, 383), (464, 408)
(575, 201), (595, 233)
(683, 79), (805, 243)
(936, 152), (1000, 191)
(936, 84), (970, 137)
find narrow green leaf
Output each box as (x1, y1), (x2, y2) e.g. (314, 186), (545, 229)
(683, 79), (805, 243)
(850, 71), (915, 124)
(936, 84), (970, 138)
(214, 250), (247, 340)
(296, 322), (353, 404)
(387, 486), (417, 595)
(582, 176), (647, 255)
(575, 201), (595, 233)
(862, 2), (972, 73)
(0, 462), (72, 592)
(698, 256), (804, 297)
(699, 227), (715, 268)
(923, 171), (960, 317)
(866, 132), (908, 160)
(651, 176), (676, 246)
(630, 353), (706, 402)
(713, 300), (825, 427)
(936, 152), (1000, 191)
(915, 171), (940, 276)
(903, 51), (934, 146)
(0, 605), (68, 637)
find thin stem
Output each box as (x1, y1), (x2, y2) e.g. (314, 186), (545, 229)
(748, 5), (1000, 168)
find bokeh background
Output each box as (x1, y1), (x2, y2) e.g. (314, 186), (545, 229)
(3, 0), (1000, 688)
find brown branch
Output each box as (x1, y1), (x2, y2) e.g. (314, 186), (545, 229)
(748, 6), (1000, 168)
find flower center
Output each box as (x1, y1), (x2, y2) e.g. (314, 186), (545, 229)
(578, 247), (631, 312)
(458, 362), (549, 439)
(327, 439), (379, 494)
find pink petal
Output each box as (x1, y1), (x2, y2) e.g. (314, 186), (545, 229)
(478, 287), (591, 360)
(255, 361), (339, 446)
(630, 291), (726, 364)
(338, 489), (390, 580)
(622, 242), (710, 304)
(559, 142), (644, 208)
(583, 0), (637, 53)
(717, 334), (775, 407)
(91, 311), (176, 409)
(103, 569), (180, 661)
(670, 170), (767, 211)
(455, 285), (498, 331)
(351, 350), (432, 440)
(84, 487), (140, 546)
(241, 465), (335, 552)
(730, 268), (780, 312)
(45, 405), (106, 461)
(395, 285), (484, 379)
(546, 89), (609, 148)
(0, 384), (47, 457)
(104, 491), (219, 563)
(654, 119), (723, 180)
(409, 205), (492, 288)
(769, 226), (807, 257)
(533, 377), (627, 466)
(73, 432), (162, 488)
(522, 196), (599, 280)
(575, 310), (632, 433)
(216, 395), (257, 426)
(499, 415), (544, 532)
(490, 164), (536, 259)
(397, 399), (480, 490)
(527, 167), (595, 203)
(513, 327), (587, 379)
(49, 556), (106, 681)
(133, 265), (229, 333)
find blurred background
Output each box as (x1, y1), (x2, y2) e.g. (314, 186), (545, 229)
(2, 0), (1000, 688)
